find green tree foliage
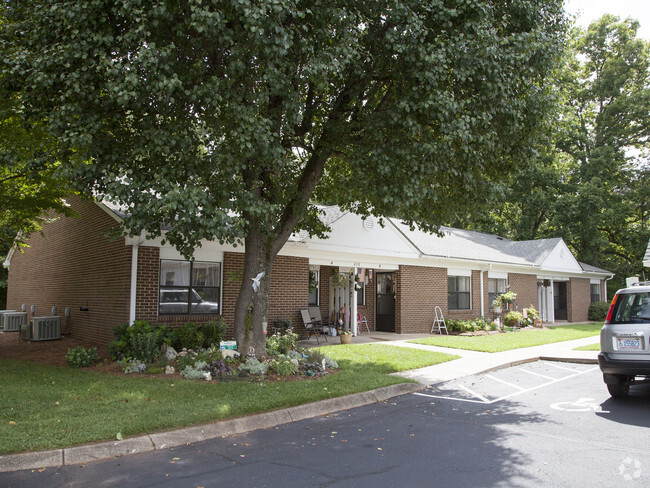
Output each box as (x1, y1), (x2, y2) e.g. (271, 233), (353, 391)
(1, 0), (567, 353)
(462, 15), (650, 295)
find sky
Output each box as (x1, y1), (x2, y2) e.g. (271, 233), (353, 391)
(565, 0), (650, 39)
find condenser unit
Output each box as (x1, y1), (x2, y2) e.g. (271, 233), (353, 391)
(30, 316), (61, 341)
(0, 310), (16, 330)
(3, 312), (27, 332)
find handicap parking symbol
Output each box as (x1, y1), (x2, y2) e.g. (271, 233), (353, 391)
(550, 397), (610, 414)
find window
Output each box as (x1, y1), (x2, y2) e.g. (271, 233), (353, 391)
(488, 278), (507, 308)
(159, 260), (221, 315)
(356, 281), (366, 305)
(591, 283), (601, 303)
(448, 276), (471, 310)
(308, 270), (319, 306)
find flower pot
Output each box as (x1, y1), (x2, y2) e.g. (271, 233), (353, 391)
(340, 334), (352, 344)
(493, 306), (502, 314)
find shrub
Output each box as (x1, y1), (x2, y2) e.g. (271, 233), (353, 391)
(266, 330), (299, 356)
(128, 331), (162, 363)
(181, 361), (208, 380)
(65, 347), (99, 368)
(269, 355), (298, 376)
(503, 311), (523, 328)
(589, 301), (610, 321)
(172, 320), (227, 350)
(238, 357), (269, 376)
(121, 358), (146, 374)
(108, 321), (167, 360)
(445, 317), (494, 333)
(206, 359), (235, 379)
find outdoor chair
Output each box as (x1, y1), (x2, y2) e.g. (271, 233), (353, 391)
(431, 306), (448, 334)
(357, 314), (369, 334)
(300, 308), (328, 344)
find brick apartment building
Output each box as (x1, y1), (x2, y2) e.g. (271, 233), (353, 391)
(3, 196), (612, 347)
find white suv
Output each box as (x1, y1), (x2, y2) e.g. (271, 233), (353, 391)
(599, 283), (650, 397)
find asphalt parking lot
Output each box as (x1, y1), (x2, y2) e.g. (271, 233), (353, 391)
(3, 361), (650, 488)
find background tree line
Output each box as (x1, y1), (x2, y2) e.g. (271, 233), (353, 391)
(455, 14), (650, 297)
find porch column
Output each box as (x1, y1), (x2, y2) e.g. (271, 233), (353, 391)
(352, 269), (358, 336)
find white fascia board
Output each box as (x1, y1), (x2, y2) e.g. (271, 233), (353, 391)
(95, 200), (125, 224)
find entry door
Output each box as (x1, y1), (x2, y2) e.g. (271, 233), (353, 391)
(554, 282), (568, 321)
(376, 273), (395, 332)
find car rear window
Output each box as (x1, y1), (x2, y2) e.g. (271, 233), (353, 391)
(611, 292), (650, 324)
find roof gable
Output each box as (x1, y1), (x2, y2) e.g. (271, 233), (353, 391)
(298, 212), (420, 259)
(538, 240), (583, 273)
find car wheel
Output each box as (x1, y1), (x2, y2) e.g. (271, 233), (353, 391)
(607, 380), (630, 398)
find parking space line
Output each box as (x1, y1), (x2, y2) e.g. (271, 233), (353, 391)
(547, 362), (582, 372)
(489, 366), (599, 404)
(413, 392), (487, 404)
(519, 369), (556, 380)
(414, 365), (599, 405)
(485, 374), (526, 391)
(458, 384), (491, 403)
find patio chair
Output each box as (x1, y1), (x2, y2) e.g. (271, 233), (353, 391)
(431, 306), (448, 334)
(300, 308), (328, 344)
(357, 314), (369, 334)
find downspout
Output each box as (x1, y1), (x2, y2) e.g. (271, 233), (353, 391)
(129, 236), (146, 325)
(605, 274), (614, 302)
(481, 270), (485, 317)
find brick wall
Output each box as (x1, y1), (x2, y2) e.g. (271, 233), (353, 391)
(396, 265), (448, 333)
(6, 196), (131, 346)
(508, 273), (539, 312)
(569, 277), (590, 322)
(219, 252), (309, 338)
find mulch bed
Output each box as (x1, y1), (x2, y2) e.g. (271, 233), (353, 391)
(0, 331), (106, 368)
(0, 331), (336, 382)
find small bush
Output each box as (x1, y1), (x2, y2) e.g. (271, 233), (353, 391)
(503, 311), (523, 328)
(269, 355), (298, 376)
(121, 358), (146, 374)
(172, 320), (227, 350)
(445, 317), (494, 333)
(108, 321), (167, 360)
(206, 359), (234, 379)
(128, 331), (162, 363)
(65, 347), (99, 368)
(238, 357), (269, 376)
(588, 301), (610, 321)
(181, 361), (208, 380)
(266, 330), (299, 356)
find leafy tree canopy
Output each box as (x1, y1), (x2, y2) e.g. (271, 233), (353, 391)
(458, 14), (650, 294)
(2, 0), (568, 352)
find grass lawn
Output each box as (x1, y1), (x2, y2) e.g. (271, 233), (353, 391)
(0, 344), (457, 455)
(409, 323), (602, 353)
(574, 343), (600, 351)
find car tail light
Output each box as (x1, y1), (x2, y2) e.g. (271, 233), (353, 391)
(605, 294), (618, 324)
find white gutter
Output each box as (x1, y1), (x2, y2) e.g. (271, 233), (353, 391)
(129, 235), (146, 325)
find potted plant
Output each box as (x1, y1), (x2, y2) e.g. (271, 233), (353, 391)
(491, 297), (503, 314)
(339, 330), (352, 344)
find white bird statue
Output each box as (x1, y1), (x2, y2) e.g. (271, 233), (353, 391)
(251, 271), (266, 293)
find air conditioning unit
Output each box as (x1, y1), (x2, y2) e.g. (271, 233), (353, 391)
(30, 316), (61, 341)
(3, 312), (27, 332)
(0, 310), (17, 330)
(32, 316), (62, 341)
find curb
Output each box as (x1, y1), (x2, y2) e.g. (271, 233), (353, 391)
(478, 356), (599, 376)
(0, 382), (425, 473)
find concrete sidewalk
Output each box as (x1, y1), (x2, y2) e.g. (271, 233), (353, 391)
(0, 333), (600, 473)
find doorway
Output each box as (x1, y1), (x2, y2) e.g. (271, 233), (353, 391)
(554, 281), (568, 321)
(376, 272), (395, 332)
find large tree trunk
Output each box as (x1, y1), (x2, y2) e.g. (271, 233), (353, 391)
(233, 228), (276, 358)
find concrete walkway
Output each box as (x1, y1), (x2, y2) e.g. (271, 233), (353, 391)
(0, 332), (600, 473)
